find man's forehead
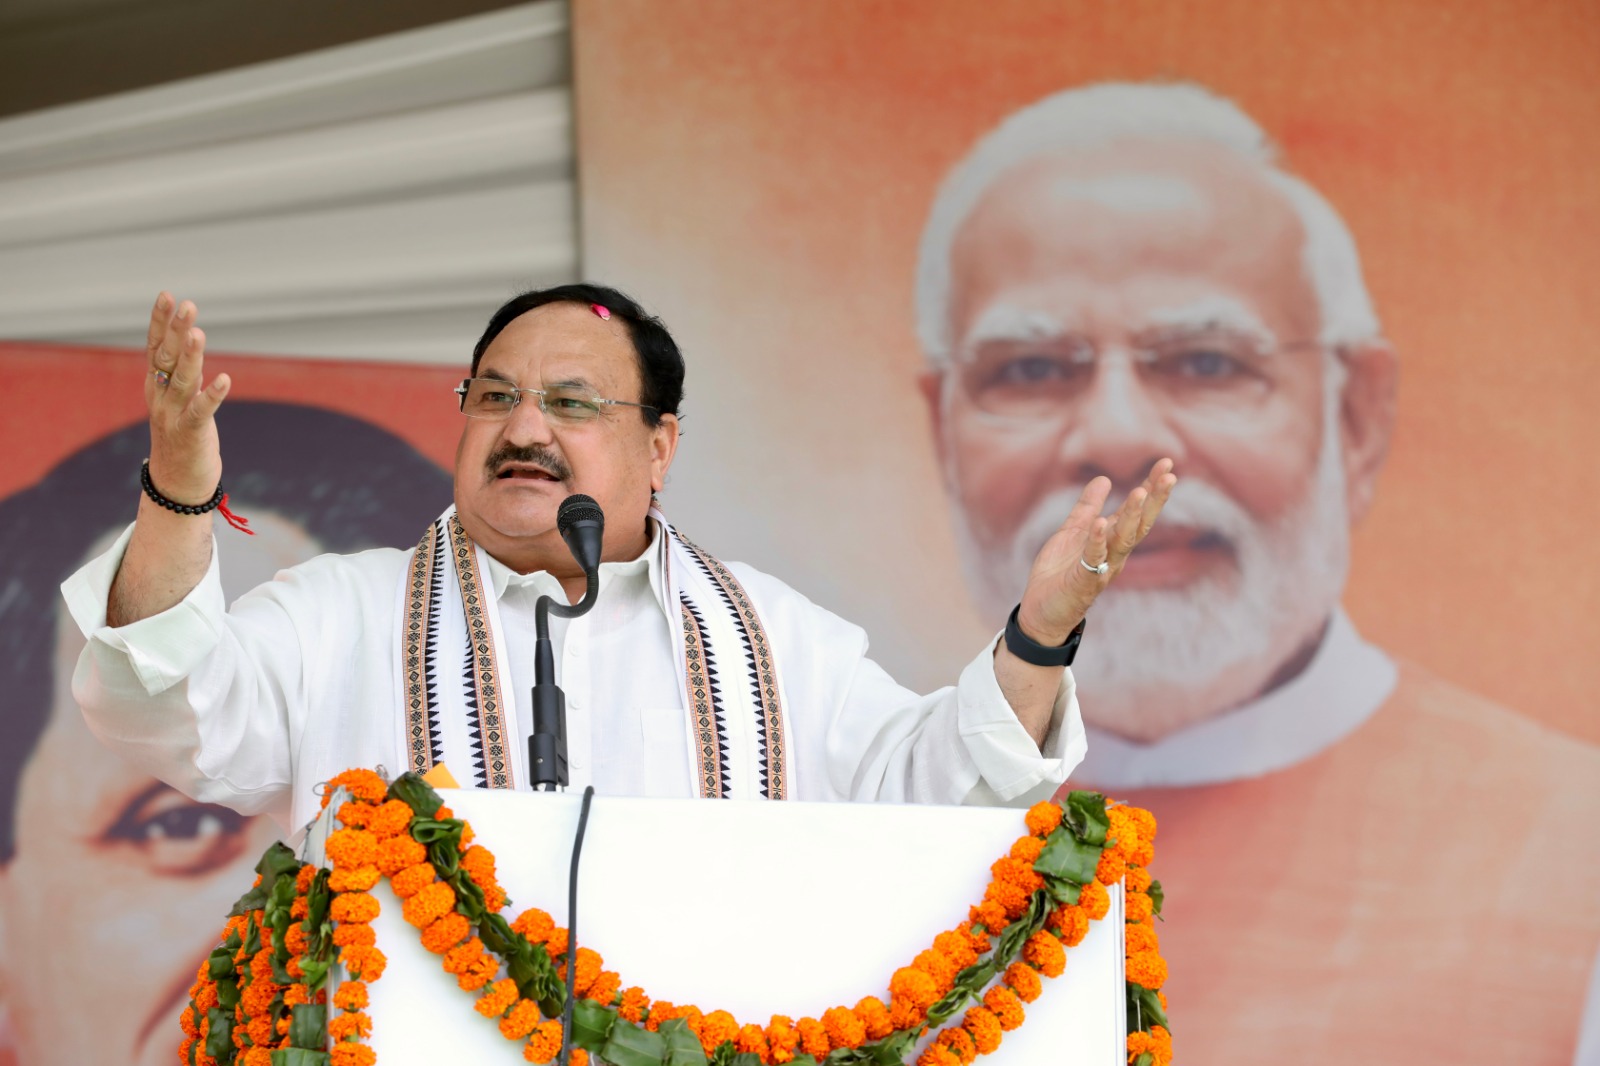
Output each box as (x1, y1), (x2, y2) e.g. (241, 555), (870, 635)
(478, 303), (637, 387)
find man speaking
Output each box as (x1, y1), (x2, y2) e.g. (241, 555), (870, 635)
(63, 284), (1173, 829)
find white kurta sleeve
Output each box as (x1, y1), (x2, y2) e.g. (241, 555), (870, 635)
(61, 523), (303, 822)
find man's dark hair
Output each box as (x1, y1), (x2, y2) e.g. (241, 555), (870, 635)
(470, 283), (685, 427)
(0, 401), (453, 862)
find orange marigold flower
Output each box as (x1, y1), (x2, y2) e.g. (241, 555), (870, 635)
(336, 800), (372, 829)
(422, 912), (471, 954)
(1125, 866), (1153, 894)
(523, 1019), (563, 1063)
(937, 1025), (977, 1064)
(560, 947), (602, 996)
(1024, 929), (1066, 978)
(617, 987), (650, 1024)
(820, 1005), (865, 1050)
(457, 953), (499, 992)
(247, 1015), (275, 1047)
(461, 845), (497, 884)
(390, 863), (437, 900)
(1124, 923), (1159, 956)
(376, 835), (427, 876)
(1050, 904), (1090, 947)
(1125, 951), (1168, 991)
(889, 997), (924, 1031)
(365, 799), (414, 839)
(329, 892), (380, 925)
(476, 978), (520, 1018)
(1078, 879), (1110, 921)
(734, 1024), (767, 1058)
(1127, 1030), (1154, 1060)
(325, 828), (378, 870)
(296, 864), (317, 894)
(333, 923), (376, 948)
(932, 929), (978, 971)
(544, 928), (569, 959)
(511, 908), (555, 943)
(326, 769), (388, 806)
(854, 996), (894, 1041)
(284, 923), (310, 955)
(1004, 961), (1043, 1003)
(443, 937), (488, 975)
(916, 1045), (960, 1066)
(889, 966), (940, 1010)
(1125, 891), (1154, 925)
(796, 1017), (829, 1058)
(586, 969), (621, 1006)
(982, 986), (1025, 1031)
(1095, 848), (1127, 886)
(1157, 991), (1167, 1011)
(645, 1001), (678, 1033)
(250, 949), (276, 980)
(242, 1047), (274, 1066)
(1150, 1024), (1173, 1066)
(181, 1005), (199, 1038)
(913, 948), (959, 992)
(500, 999), (541, 1040)
(969, 900), (1009, 933)
(1009, 835), (1045, 863)
(483, 882), (508, 913)
(283, 984), (310, 1009)
(982, 878), (1031, 920)
(242, 979), (278, 1014)
(329, 1044), (377, 1066)
(333, 981), (369, 1011)
(699, 1010), (740, 1054)
(1025, 801), (1063, 837)
(290, 897), (310, 920)
(962, 1006), (1003, 1055)
(328, 1012), (372, 1042)
(991, 856), (1044, 894)
(402, 881), (457, 928)
(194, 982), (219, 1012)
(330, 864), (382, 893)
(341, 945), (387, 981)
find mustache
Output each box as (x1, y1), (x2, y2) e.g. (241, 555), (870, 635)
(486, 443), (571, 481)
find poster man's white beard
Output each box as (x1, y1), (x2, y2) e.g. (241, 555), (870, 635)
(953, 438), (1350, 734)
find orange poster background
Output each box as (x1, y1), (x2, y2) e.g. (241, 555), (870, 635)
(574, 0), (1600, 743)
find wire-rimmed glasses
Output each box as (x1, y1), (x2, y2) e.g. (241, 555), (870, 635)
(455, 378), (658, 424)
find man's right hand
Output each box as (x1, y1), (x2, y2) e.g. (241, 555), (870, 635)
(106, 294), (233, 627)
(145, 292), (230, 503)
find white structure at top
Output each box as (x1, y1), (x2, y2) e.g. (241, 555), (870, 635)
(0, 2), (577, 363)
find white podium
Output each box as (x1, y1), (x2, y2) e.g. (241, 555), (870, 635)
(302, 788), (1127, 1065)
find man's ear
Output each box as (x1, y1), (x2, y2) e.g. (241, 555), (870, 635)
(649, 413), (681, 495)
(919, 369), (951, 479)
(1337, 340), (1397, 525)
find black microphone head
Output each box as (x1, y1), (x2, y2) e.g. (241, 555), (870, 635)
(557, 494), (605, 574)
(557, 493), (604, 536)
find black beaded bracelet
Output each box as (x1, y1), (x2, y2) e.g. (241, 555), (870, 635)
(140, 459), (225, 516)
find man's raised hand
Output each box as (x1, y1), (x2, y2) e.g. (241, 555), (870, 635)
(144, 292), (229, 504)
(1014, 459), (1178, 646)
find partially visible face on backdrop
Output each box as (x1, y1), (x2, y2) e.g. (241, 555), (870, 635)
(0, 514), (319, 1066)
(925, 138), (1393, 741)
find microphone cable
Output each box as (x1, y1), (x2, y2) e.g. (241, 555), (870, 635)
(559, 785), (596, 1066)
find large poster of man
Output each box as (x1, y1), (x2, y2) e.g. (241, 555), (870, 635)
(0, 343), (460, 1066)
(574, 2), (1600, 1062)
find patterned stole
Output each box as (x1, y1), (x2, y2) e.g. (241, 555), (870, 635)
(399, 506), (790, 799)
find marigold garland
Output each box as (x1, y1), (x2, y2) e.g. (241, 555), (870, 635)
(185, 773), (1169, 1066)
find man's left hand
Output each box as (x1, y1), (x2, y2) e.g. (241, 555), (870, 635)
(1014, 459), (1177, 646)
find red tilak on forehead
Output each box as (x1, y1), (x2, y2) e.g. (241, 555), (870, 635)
(590, 303), (611, 320)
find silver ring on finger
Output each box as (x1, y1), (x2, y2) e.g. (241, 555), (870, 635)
(152, 368), (171, 387)
(1080, 557), (1109, 577)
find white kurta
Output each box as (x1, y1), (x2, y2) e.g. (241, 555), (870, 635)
(63, 522), (1083, 832)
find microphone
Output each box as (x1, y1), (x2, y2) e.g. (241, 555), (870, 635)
(529, 496), (606, 791)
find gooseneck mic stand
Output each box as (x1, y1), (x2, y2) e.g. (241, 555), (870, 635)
(529, 494), (605, 792)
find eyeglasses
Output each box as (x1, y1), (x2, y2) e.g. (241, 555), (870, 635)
(455, 378), (658, 424)
(955, 327), (1324, 422)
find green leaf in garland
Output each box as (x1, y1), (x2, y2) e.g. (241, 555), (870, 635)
(726, 1055), (765, 1066)
(214, 977), (240, 1011)
(204, 1007), (234, 1059)
(296, 959), (330, 991)
(1132, 1054), (1153, 1066)
(207, 945), (235, 981)
(1062, 791), (1110, 845)
(1034, 826), (1101, 886)
(388, 771), (444, 818)
(1126, 984), (1170, 1034)
(658, 1017), (711, 1065)
(479, 912), (516, 956)
(1045, 879), (1082, 906)
(289, 1002), (328, 1049)
(1148, 879), (1164, 918)
(229, 841), (298, 916)
(571, 999), (617, 1052)
(601, 1016), (669, 1066)
(271, 1049), (330, 1066)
